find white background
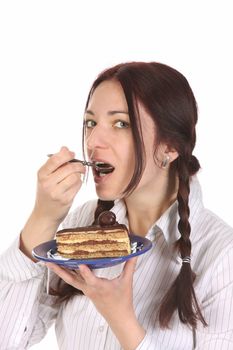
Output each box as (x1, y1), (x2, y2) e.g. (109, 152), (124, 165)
(0, 0), (232, 348)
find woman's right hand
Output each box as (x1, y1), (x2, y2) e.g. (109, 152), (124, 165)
(20, 146), (85, 260)
(34, 146), (85, 225)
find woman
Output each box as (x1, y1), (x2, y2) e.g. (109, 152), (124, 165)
(0, 62), (233, 349)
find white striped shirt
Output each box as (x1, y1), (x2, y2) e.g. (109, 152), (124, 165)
(0, 176), (233, 349)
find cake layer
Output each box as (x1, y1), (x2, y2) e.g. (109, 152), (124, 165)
(57, 250), (130, 259)
(56, 231), (128, 244)
(56, 213), (131, 259)
(57, 242), (130, 252)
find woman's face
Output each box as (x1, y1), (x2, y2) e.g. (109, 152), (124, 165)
(84, 79), (163, 201)
(84, 80), (135, 200)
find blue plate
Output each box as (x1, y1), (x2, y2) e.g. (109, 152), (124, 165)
(32, 234), (152, 269)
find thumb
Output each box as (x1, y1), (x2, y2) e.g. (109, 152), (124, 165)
(121, 257), (138, 280)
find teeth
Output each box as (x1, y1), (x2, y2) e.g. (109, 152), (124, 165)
(94, 161), (114, 175)
(99, 172), (107, 177)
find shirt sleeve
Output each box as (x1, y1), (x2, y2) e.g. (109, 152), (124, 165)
(195, 246), (233, 349)
(0, 236), (59, 349)
(136, 246), (233, 350)
(135, 333), (164, 350)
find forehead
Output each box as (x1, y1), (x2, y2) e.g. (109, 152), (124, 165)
(87, 80), (128, 110)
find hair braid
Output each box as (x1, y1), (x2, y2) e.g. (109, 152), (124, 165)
(159, 157), (207, 328)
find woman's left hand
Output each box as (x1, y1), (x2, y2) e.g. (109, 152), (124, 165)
(46, 257), (137, 320)
(46, 258), (146, 350)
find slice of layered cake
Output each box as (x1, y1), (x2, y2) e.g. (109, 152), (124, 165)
(56, 211), (131, 259)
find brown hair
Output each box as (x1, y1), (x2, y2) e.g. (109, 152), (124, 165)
(55, 62), (207, 328)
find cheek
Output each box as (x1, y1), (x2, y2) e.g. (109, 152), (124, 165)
(140, 159), (160, 186)
(125, 141), (135, 167)
(115, 139), (135, 181)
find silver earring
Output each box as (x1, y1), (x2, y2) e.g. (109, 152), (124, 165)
(161, 155), (170, 168)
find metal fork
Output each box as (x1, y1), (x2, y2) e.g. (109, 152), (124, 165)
(47, 154), (113, 173)
(47, 155), (95, 167)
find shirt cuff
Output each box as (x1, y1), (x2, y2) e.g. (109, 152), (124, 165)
(0, 236), (46, 282)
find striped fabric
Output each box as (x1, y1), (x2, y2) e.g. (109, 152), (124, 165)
(0, 176), (233, 349)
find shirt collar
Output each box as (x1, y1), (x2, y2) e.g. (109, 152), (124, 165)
(112, 175), (204, 246)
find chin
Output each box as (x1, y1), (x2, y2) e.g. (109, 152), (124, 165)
(97, 194), (117, 201)
(95, 189), (122, 202)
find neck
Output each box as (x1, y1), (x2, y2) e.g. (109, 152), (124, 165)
(124, 168), (178, 236)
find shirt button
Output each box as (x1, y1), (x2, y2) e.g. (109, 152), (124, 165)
(99, 325), (104, 332)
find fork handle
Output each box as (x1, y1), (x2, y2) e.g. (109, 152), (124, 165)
(69, 159), (94, 167)
(47, 154), (94, 167)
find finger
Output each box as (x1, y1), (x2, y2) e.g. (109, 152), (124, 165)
(47, 167), (85, 194)
(50, 173), (83, 203)
(46, 263), (85, 289)
(78, 265), (97, 286)
(42, 147), (76, 175)
(59, 181), (82, 204)
(49, 162), (86, 186)
(56, 183), (82, 206)
(121, 257), (138, 280)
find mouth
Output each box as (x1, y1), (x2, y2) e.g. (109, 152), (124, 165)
(94, 161), (115, 177)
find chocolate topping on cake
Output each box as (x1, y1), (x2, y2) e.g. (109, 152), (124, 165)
(98, 211), (116, 226)
(56, 210), (131, 259)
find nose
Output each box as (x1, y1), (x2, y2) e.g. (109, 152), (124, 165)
(86, 125), (109, 151)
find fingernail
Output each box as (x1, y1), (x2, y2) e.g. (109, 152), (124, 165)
(79, 265), (86, 273)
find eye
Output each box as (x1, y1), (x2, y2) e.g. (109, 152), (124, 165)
(84, 119), (96, 128)
(114, 120), (130, 129)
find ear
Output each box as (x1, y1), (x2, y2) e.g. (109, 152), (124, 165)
(164, 146), (179, 163)
(158, 144), (179, 163)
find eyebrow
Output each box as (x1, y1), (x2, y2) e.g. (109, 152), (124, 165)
(85, 109), (129, 116)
